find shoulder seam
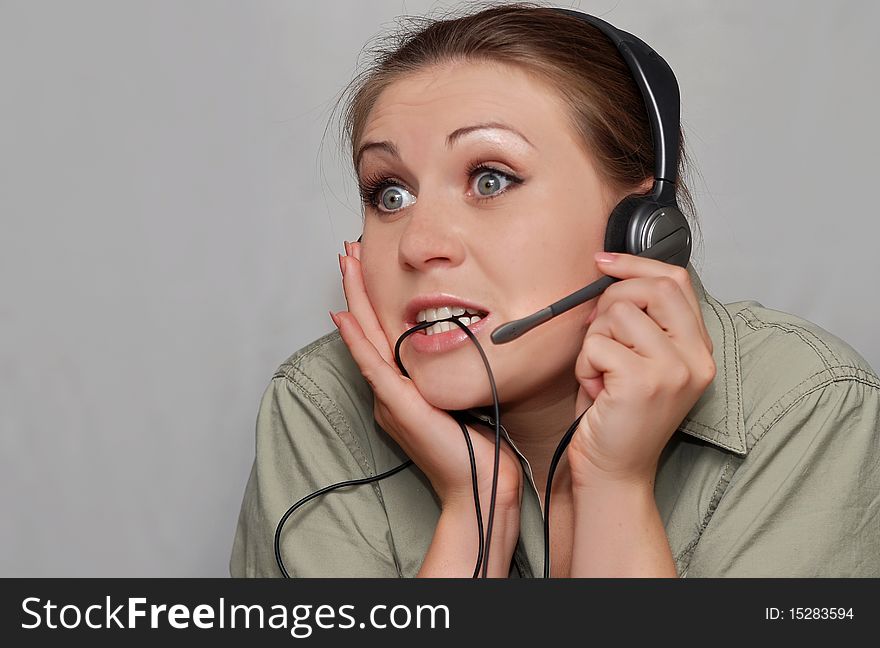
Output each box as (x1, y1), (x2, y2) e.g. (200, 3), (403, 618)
(271, 371), (401, 575)
(749, 369), (880, 451)
(273, 333), (341, 380)
(273, 368), (376, 481)
(735, 307), (839, 369)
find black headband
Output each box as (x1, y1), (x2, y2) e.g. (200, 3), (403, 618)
(553, 9), (681, 185)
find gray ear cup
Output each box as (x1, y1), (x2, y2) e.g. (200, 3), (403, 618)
(626, 203), (691, 267)
(604, 195), (643, 254)
(604, 195), (692, 268)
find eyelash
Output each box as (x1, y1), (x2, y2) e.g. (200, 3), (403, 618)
(358, 161), (523, 213)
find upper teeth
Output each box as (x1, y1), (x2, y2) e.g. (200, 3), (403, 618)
(416, 305), (484, 336)
(417, 306), (483, 322)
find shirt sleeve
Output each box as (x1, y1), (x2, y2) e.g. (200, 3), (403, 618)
(229, 374), (401, 577)
(686, 376), (880, 577)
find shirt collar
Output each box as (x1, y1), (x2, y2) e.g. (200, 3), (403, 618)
(466, 263), (748, 456)
(680, 263), (747, 455)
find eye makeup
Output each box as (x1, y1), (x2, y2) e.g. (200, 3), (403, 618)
(358, 160), (524, 213)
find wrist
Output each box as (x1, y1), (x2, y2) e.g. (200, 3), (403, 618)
(440, 474), (523, 515)
(567, 450), (657, 494)
(442, 491), (521, 520)
(569, 463), (657, 496)
(442, 494), (522, 556)
(424, 495), (520, 578)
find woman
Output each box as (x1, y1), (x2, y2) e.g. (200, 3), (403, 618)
(230, 4), (879, 577)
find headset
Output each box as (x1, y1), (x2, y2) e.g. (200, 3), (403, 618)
(275, 8), (691, 579)
(492, 9), (690, 343)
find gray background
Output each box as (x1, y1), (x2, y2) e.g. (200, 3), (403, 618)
(2, 0), (877, 576)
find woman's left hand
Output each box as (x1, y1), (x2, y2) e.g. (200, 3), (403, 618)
(568, 252), (717, 487)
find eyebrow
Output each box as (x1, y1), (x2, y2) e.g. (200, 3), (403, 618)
(355, 121), (534, 171)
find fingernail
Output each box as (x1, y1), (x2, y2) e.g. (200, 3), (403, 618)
(352, 241), (361, 261)
(595, 251), (617, 264)
(338, 253), (344, 276)
(329, 310), (340, 327)
(343, 240), (350, 256)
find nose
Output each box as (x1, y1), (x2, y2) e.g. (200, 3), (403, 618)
(397, 192), (466, 272)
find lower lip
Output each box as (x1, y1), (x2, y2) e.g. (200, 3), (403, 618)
(404, 315), (492, 354)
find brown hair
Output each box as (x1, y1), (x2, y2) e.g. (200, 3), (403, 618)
(335, 1), (700, 246)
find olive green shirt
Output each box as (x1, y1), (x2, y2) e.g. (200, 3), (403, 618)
(230, 265), (880, 577)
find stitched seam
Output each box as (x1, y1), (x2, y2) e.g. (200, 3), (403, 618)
(273, 333), (340, 380)
(286, 366), (375, 479)
(749, 365), (879, 447)
(674, 455), (740, 573)
(678, 298), (727, 437)
(750, 375), (880, 451)
(736, 308), (836, 369)
(679, 292), (746, 453)
(678, 420), (742, 454)
(280, 341), (405, 576)
(706, 297), (731, 435)
(764, 365), (876, 403)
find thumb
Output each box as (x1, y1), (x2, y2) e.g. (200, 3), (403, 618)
(332, 310), (406, 396)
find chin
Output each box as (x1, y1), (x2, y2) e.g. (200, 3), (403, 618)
(408, 368), (494, 412)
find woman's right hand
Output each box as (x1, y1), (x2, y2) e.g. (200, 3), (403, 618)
(333, 241), (523, 515)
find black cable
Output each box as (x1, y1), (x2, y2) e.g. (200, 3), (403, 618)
(394, 316), (500, 578)
(273, 422), (486, 579)
(276, 313), (583, 579)
(275, 317), (488, 579)
(542, 408), (588, 578)
(274, 458), (413, 578)
(454, 413), (485, 578)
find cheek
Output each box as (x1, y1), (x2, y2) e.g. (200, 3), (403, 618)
(360, 262), (399, 335)
(503, 233), (604, 324)
(503, 188), (607, 298)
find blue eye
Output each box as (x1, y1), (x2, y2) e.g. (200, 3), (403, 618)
(471, 169), (513, 197)
(376, 185), (417, 213)
(358, 164), (522, 214)
(358, 177), (416, 214)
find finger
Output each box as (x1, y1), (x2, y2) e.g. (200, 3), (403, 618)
(340, 249), (394, 364)
(576, 330), (642, 385)
(332, 310), (425, 454)
(595, 252), (710, 348)
(592, 274), (712, 353)
(588, 299), (680, 361)
(590, 281), (715, 384)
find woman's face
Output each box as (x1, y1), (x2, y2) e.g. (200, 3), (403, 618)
(356, 60), (630, 412)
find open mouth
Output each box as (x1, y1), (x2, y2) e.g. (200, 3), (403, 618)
(415, 306), (489, 336)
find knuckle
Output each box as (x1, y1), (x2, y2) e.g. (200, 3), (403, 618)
(602, 281), (622, 299)
(596, 283), (621, 308)
(578, 335), (601, 367)
(671, 363), (691, 388)
(607, 300), (631, 319)
(669, 265), (690, 287)
(574, 358), (592, 383)
(583, 331), (603, 353)
(699, 355), (717, 386)
(656, 275), (680, 295)
(577, 339), (593, 367)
